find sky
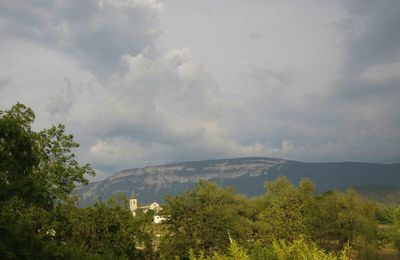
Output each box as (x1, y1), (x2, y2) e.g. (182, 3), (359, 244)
(1, 0), (399, 180)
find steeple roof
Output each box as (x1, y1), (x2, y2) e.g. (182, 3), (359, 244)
(130, 192), (137, 199)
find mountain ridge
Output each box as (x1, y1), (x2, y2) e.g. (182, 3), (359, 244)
(77, 157), (400, 206)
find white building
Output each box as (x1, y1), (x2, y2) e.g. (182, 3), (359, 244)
(129, 192), (167, 223)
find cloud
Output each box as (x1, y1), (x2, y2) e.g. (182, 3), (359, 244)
(360, 61), (400, 82)
(46, 78), (77, 116)
(249, 65), (294, 87)
(0, 0), (162, 75)
(77, 49), (273, 169)
(0, 76), (9, 91)
(340, 0), (400, 75)
(89, 48), (221, 139)
(1, 0), (400, 180)
(315, 0), (400, 161)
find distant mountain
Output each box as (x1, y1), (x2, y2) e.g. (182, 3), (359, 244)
(76, 157), (400, 206)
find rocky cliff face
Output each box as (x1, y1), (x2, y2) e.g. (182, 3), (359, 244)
(77, 157), (400, 206)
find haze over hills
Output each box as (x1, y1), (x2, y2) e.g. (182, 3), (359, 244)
(77, 157), (400, 206)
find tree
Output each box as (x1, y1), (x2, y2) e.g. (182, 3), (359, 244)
(51, 195), (153, 259)
(254, 177), (382, 256)
(312, 189), (383, 255)
(381, 206), (400, 251)
(271, 237), (352, 260)
(188, 238), (353, 260)
(0, 103), (94, 207)
(0, 103), (95, 258)
(189, 241), (251, 260)
(159, 181), (252, 259)
(256, 177), (316, 243)
(34, 124), (94, 203)
(0, 103), (43, 205)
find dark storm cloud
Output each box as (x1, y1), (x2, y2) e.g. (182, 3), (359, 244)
(304, 0), (400, 163)
(0, 0), (161, 75)
(341, 0), (400, 75)
(332, 0), (400, 110)
(334, 78), (400, 101)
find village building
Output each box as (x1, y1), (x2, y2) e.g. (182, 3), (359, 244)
(129, 192), (167, 224)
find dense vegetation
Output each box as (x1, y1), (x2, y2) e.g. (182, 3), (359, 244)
(1, 103), (399, 259)
(0, 104), (152, 258)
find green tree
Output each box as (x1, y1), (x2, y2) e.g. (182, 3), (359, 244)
(0, 103), (45, 206)
(189, 241), (251, 260)
(380, 206), (400, 251)
(188, 238), (352, 260)
(35, 124), (94, 202)
(271, 237), (352, 260)
(0, 197), (59, 259)
(0, 103), (157, 259)
(160, 181), (252, 259)
(52, 195), (152, 259)
(0, 103), (95, 258)
(312, 189), (382, 255)
(256, 177), (316, 243)
(0, 103), (94, 207)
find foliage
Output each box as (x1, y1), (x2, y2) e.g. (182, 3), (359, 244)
(256, 177), (316, 243)
(0, 103), (94, 257)
(0, 103), (45, 206)
(248, 241), (275, 260)
(160, 181), (252, 259)
(189, 238), (352, 260)
(272, 237), (352, 260)
(160, 176), (387, 259)
(0, 103), (94, 208)
(253, 177), (383, 255)
(52, 195), (152, 259)
(381, 206), (400, 250)
(0, 191), (152, 259)
(35, 124), (95, 202)
(312, 189), (384, 254)
(0, 103), (149, 259)
(189, 241), (250, 260)
(0, 197), (58, 259)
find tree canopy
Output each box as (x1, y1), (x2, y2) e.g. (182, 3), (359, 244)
(0, 103), (94, 208)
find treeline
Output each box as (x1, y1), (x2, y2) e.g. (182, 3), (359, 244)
(162, 178), (395, 259)
(1, 103), (400, 259)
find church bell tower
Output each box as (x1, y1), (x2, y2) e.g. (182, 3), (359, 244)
(130, 192), (138, 216)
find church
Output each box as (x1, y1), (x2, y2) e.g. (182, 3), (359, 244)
(129, 192), (167, 224)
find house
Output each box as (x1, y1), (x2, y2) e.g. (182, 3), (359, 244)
(129, 192), (167, 223)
